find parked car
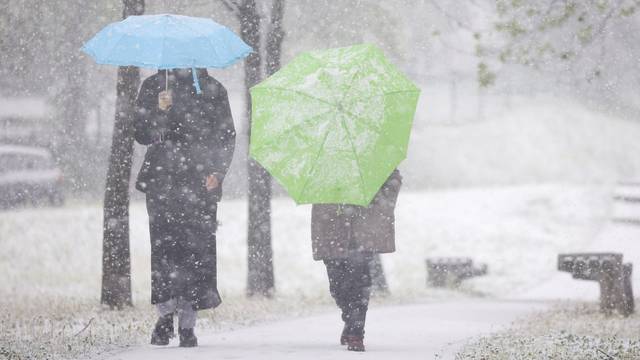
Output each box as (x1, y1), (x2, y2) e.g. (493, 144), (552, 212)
(0, 145), (64, 208)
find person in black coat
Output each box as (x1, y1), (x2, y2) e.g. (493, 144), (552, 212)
(133, 68), (235, 347)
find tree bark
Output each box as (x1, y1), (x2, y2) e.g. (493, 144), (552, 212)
(245, 0), (285, 297)
(219, 0), (284, 297)
(101, 0), (144, 309)
(265, 0), (285, 76)
(237, 0), (276, 297)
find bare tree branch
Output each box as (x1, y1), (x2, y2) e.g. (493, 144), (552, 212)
(220, 0), (240, 16)
(428, 0), (475, 33)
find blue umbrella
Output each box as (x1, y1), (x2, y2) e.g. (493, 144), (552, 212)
(82, 14), (252, 93)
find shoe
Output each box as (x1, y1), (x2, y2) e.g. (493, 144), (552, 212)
(150, 314), (174, 346)
(345, 335), (365, 352)
(340, 325), (348, 345)
(344, 335), (365, 352)
(179, 328), (198, 347)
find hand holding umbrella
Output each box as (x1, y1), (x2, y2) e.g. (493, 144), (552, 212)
(158, 90), (172, 112)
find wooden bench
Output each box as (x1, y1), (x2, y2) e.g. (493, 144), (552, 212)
(426, 257), (488, 288)
(558, 252), (634, 316)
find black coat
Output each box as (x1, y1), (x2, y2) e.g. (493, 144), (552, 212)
(134, 69), (235, 310)
(134, 68), (235, 200)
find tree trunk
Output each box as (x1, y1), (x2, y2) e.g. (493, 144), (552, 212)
(266, 0), (285, 76)
(237, 0), (276, 297)
(101, 0), (144, 309)
(246, 0), (285, 297)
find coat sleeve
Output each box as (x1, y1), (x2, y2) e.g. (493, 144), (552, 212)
(199, 82), (236, 182)
(134, 78), (170, 145)
(373, 169), (402, 208)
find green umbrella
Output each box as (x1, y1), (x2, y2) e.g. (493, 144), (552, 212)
(249, 44), (420, 206)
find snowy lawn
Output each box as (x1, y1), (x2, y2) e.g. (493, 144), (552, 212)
(456, 302), (640, 359)
(0, 185), (611, 359)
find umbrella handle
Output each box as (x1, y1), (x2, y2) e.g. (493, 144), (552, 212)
(192, 67), (202, 94)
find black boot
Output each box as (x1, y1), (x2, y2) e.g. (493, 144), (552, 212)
(340, 323), (348, 345)
(179, 328), (198, 347)
(342, 308), (366, 350)
(344, 335), (365, 352)
(150, 314), (174, 346)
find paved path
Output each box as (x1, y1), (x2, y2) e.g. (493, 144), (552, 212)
(105, 300), (547, 360)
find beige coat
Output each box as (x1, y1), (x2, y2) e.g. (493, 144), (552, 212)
(311, 170), (402, 260)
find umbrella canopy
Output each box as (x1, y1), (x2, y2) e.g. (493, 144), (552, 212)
(250, 44), (420, 206)
(82, 14), (251, 92)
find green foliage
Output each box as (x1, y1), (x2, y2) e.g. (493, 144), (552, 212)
(496, 0), (509, 15)
(620, 5), (637, 16)
(477, 62), (496, 88)
(498, 49), (512, 63)
(577, 25), (593, 44)
(538, 2), (577, 31)
(560, 51), (574, 60)
(479, 0), (640, 90)
(495, 19), (526, 37)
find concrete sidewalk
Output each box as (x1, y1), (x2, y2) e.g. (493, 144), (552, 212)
(104, 300), (547, 360)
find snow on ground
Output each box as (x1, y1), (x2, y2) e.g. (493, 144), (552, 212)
(0, 184), (612, 359)
(0, 185), (609, 304)
(105, 300), (548, 360)
(457, 302), (640, 359)
(460, 182), (640, 359)
(516, 183), (640, 301)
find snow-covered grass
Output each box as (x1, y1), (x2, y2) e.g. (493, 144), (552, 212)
(0, 185), (610, 359)
(456, 302), (640, 359)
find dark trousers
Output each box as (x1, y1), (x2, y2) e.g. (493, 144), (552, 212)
(324, 253), (373, 337)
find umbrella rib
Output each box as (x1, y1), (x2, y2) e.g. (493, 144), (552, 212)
(338, 113), (368, 204)
(250, 108), (335, 155)
(340, 107), (382, 134)
(100, 30), (130, 66)
(296, 119), (334, 202)
(338, 90), (419, 137)
(259, 87), (335, 108)
(353, 89), (420, 104)
(182, 20), (224, 67)
(336, 63), (368, 107)
(215, 28), (237, 67)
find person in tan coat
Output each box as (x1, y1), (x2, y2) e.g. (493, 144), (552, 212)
(311, 169), (402, 352)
